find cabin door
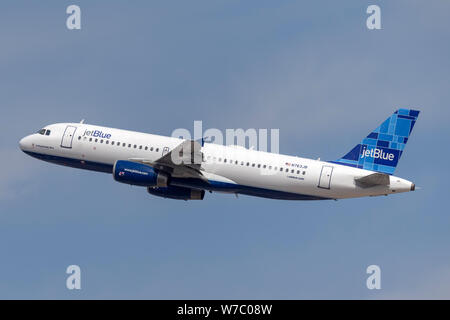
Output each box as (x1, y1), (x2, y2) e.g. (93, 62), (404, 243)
(318, 165), (333, 189)
(61, 125), (77, 149)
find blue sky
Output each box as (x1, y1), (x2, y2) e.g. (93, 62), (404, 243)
(0, 0), (449, 299)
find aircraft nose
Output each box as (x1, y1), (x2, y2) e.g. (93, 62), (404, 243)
(19, 137), (25, 150)
(19, 135), (31, 151)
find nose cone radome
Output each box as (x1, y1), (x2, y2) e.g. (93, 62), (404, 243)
(19, 137), (25, 150)
(19, 135), (32, 151)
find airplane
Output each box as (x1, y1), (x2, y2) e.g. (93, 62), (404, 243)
(19, 109), (419, 201)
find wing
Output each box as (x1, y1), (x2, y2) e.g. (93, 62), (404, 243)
(129, 139), (209, 182)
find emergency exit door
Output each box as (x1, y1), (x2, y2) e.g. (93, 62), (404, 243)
(318, 165), (333, 189)
(162, 147), (170, 156)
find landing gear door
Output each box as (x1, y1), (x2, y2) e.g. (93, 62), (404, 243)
(318, 165), (333, 189)
(61, 125), (77, 149)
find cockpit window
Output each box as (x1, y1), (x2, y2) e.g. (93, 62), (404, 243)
(37, 128), (51, 135)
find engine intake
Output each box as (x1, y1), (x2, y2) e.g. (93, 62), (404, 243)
(113, 160), (168, 187)
(147, 185), (205, 200)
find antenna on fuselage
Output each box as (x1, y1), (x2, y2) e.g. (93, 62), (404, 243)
(80, 119), (85, 124)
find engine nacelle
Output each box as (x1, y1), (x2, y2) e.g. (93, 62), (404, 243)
(113, 160), (168, 187)
(147, 185), (205, 200)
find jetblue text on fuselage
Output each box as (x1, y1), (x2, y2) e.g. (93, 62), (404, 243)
(360, 147), (395, 161)
(82, 129), (111, 139)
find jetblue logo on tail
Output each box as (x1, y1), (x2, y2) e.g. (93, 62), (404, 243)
(333, 108), (420, 175)
(360, 147), (395, 161)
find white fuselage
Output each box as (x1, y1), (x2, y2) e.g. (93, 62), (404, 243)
(19, 123), (415, 200)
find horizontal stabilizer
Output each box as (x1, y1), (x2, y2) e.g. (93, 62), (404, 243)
(355, 172), (390, 188)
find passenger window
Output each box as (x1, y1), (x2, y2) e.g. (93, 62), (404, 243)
(252, 163), (255, 167)
(291, 169), (294, 173)
(280, 167), (283, 171)
(303, 171), (306, 175)
(241, 161), (244, 165)
(224, 159), (227, 163)
(156, 148), (159, 152)
(150, 147), (154, 151)
(285, 168), (288, 172)
(263, 165), (266, 169)
(106, 140), (109, 144)
(128, 144), (131, 148)
(89, 138), (92, 142)
(235, 160), (238, 164)
(100, 139), (103, 143)
(246, 162), (250, 166)
(78, 136), (81, 140)
(145, 146), (148, 150)
(111, 141), (114, 145)
(269, 166), (272, 170)
(297, 170), (300, 174)
(219, 158), (222, 162)
(95, 138), (98, 143)
(122, 143), (126, 147)
(257, 164), (261, 168)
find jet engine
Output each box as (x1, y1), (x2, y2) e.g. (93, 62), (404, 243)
(113, 160), (168, 187)
(147, 185), (205, 200)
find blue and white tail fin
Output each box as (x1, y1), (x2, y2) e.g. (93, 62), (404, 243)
(333, 109), (420, 175)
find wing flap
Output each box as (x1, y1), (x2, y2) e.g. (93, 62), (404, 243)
(128, 139), (208, 182)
